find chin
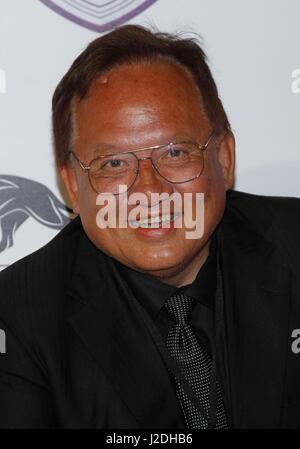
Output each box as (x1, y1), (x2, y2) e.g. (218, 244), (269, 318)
(126, 251), (186, 275)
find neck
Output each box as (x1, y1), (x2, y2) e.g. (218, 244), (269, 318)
(152, 239), (211, 288)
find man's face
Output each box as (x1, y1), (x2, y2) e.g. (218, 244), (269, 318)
(61, 61), (235, 284)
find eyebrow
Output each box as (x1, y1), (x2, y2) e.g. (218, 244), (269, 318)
(92, 133), (197, 157)
(92, 143), (120, 157)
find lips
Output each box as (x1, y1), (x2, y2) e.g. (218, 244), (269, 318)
(128, 212), (182, 228)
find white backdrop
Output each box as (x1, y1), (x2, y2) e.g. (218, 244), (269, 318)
(0, 0), (299, 269)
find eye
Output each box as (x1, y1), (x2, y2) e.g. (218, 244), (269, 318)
(89, 157), (129, 176)
(101, 159), (125, 169)
(168, 148), (185, 158)
(161, 144), (191, 162)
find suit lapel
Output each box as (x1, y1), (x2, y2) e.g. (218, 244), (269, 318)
(220, 208), (290, 428)
(66, 231), (184, 428)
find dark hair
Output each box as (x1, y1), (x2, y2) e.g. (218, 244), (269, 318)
(52, 25), (231, 166)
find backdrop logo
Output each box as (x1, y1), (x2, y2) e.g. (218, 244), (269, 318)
(39, 0), (158, 33)
(291, 69), (300, 94)
(0, 69), (6, 94)
(0, 175), (71, 256)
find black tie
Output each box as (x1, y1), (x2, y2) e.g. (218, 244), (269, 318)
(165, 292), (228, 429)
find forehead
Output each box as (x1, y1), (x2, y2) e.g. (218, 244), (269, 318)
(83, 61), (204, 112)
(72, 61), (209, 154)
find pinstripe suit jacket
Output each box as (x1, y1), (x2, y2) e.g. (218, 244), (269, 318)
(0, 190), (300, 428)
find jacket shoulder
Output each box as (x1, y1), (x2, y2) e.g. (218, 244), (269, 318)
(0, 215), (81, 282)
(226, 190), (300, 279)
(0, 216), (82, 327)
(227, 190), (300, 232)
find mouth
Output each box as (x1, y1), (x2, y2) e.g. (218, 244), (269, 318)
(128, 212), (182, 228)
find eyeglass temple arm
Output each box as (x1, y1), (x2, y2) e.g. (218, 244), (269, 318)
(201, 130), (217, 151)
(69, 151), (91, 171)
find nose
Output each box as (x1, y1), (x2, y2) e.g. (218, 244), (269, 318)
(130, 157), (173, 200)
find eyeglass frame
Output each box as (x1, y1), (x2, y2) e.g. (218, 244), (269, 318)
(69, 129), (217, 195)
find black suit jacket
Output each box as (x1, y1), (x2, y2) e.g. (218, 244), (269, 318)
(0, 190), (299, 429)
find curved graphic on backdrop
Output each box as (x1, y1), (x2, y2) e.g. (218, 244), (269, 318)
(0, 175), (71, 254)
(39, 0), (157, 33)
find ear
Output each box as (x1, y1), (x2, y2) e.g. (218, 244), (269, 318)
(217, 131), (235, 191)
(59, 164), (80, 214)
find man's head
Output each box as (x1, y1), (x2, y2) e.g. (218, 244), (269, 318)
(54, 25), (235, 286)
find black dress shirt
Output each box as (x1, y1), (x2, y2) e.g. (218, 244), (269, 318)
(113, 235), (231, 426)
(113, 235), (233, 428)
(114, 237), (217, 359)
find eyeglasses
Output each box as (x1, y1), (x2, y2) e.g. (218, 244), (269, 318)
(70, 130), (216, 195)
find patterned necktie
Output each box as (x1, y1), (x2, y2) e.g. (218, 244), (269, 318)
(165, 292), (228, 429)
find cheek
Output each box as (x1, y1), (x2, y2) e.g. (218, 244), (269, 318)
(203, 171), (226, 233)
(77, 178), (99, 226)
(182, 163), (226, 234)
(201, 154), (226, 199)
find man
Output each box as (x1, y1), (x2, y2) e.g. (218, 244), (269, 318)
(0, 25), (299, 429)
